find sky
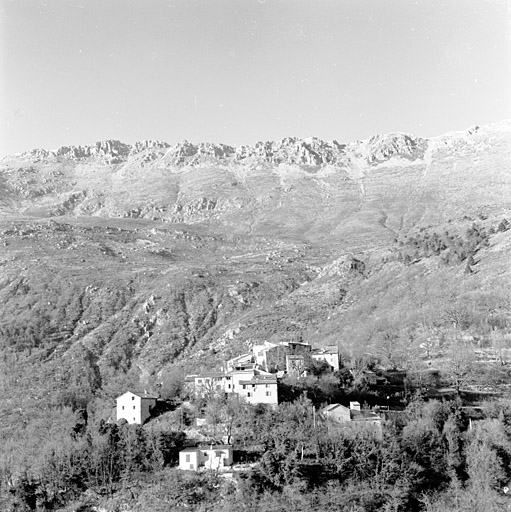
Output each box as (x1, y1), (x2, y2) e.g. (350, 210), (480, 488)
(1, 0), (510, 156)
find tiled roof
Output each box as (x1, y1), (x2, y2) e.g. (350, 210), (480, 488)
(350, 410), (381, 421)
(239, 377), (277, 385)
(321, 404), (347, 413)
(312, 346), (339, 355)
(198, 444), (232, 450)
(180, 445), (232, 452)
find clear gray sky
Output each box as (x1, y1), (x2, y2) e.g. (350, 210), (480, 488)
(1, 0), (510, 156)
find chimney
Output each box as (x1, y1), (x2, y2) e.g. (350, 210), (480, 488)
(349, 401), (360, 411)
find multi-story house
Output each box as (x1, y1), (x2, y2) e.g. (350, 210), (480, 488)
(116, 391), (158, 425)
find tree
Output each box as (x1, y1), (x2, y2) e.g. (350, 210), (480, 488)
(156, 368), (184, 401)
(204, 398), (225, 438)
(444, 340), (476, 394)
(221, 394), (249, 445)
(460, 433), (506, 511)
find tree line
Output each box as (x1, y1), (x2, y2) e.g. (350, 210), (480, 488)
(4, 393), (511, 511)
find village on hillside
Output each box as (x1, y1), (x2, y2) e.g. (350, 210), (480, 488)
(114, 340), (409, 473)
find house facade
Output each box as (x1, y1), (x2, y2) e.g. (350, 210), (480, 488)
(252, 341), (279, 370)
(187, 368), (278, 405)
(116, 391), (158, 425)
(191, 372), (231, 397)
(179, 445), (233, 471)
(311, 345), (340, 371)
(321, 401), (382, 438)
(264, 341), (312, 372)
(237, 375), (278, 406)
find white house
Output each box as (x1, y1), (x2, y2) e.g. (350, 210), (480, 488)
(192, 372), (231, 397)
(311, 345), (340, 371)
(237, 375), (278, 406)
(252, 341), (279, 369)
(116, 391), (158, 425)
(187, 368), (277, 405)
(179, 445), (233, 471)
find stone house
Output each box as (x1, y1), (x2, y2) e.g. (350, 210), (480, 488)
(321, 401), (382, 439)
(116, 391), (158, 425)
(286, 354), (307, 375)
(263, 341), (312, 372)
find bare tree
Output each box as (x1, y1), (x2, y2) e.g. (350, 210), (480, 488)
(444, 340), (476, 394)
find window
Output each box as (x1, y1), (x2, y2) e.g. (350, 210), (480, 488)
(265, 384), (270, 388)
(242, 384), (246, 389)
(132, 396), (135, 400)
(122, 406), (124, 410)
(133, 406), (136, 409)
(133, 417), (136, 421)
(247, 392), (252, 397)
(185, 454), (190, 462)
(197, 379), (203, 384)
(266, 391), (271, 396)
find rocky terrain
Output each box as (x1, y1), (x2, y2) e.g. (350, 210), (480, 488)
(0, 120), (510, 431)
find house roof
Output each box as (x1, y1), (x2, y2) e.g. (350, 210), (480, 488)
(227, 369), (258, 377)
(350, 410), (381, 421)
(320, 404), (381, 421)
(239, 378), (278, 385)
(312, 346), (339, 355)
(198, 444), (232, 450)
(116, 390), (158, 400)
(321, 404), (348, 414)
(180, 444), (232, 453)
(196, 372), (226, 379)
(227, 353), (252, 362)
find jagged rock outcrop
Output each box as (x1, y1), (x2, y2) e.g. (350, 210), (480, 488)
(11, 140), (131, 163)
(130, 140), (170, 154)
(366, 133), (427, 163)
(53, 140), (131, 163)
(235, 137), (346, 166)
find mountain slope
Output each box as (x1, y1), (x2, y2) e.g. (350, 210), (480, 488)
(0, 120), (510, 425)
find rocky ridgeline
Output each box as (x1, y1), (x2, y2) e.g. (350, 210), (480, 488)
(366, 133), (428, 163)
(5, 132), (430, 167)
